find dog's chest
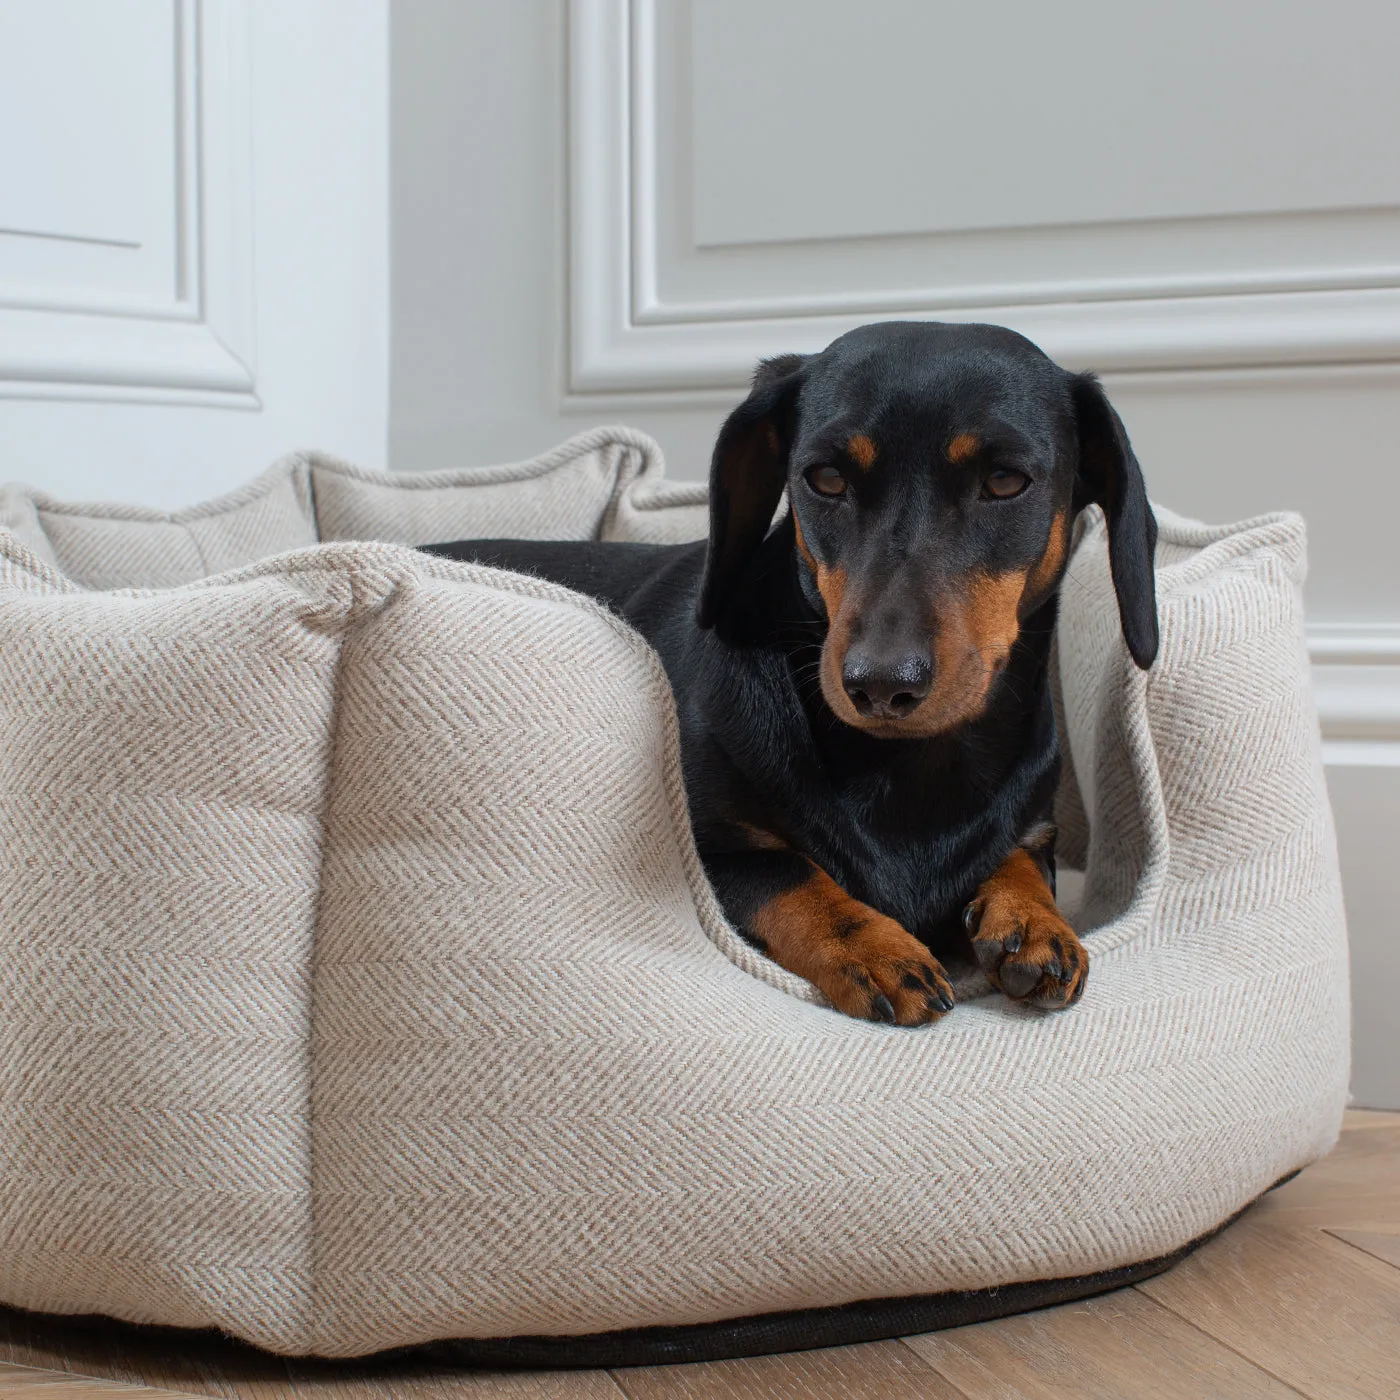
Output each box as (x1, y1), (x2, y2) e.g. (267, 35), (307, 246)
(814, 776), (1019, 937)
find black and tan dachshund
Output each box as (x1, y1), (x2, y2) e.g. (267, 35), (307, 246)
(426, 321), (1157, 1025)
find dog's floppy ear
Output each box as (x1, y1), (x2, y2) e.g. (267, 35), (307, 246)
(696, 353), (809, 630)
(1071, 373), (1159, 669)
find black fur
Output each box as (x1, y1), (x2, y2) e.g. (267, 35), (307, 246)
(424, 321), (1156, 980)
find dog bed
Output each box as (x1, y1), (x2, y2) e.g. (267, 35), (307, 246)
(0, 427), (1349, 1362)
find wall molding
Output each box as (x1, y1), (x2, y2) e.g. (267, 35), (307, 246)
(1310, 624), (1400, 766)
(0, 0), (257, 407)
(569, 0), (1400, 398)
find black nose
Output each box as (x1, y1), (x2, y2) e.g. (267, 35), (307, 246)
(842, 651), (933, 720)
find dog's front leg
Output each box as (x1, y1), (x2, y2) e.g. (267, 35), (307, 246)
(703, 849), (955, 1025)
(963, 849), (1088, 1008)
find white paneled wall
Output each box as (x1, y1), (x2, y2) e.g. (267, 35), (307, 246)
(571, 0), (1400, 390)
(0, 0), (389, 503)
(393, 0), (1399, 1106)
(1, 3), (1389, 1100)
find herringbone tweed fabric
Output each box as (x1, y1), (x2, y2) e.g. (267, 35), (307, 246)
(0, 430), (1349, 1356)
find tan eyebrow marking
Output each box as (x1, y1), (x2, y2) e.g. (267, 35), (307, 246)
(946, 432), (980, 463)
(846, 434), (877, 470)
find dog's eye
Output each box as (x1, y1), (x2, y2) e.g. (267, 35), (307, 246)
(982, 469), (1030, 500)
(807, 465), (848, 497)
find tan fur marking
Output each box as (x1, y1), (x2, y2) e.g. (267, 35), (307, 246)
(968, 848), (1088, 1008)
(963, 570), (1026, 659)
(752, 862), (953, 1024)
(792, 513), (817, 573)
(816, 561), (847, 625)
(1025, 509), (1069, 601)
(816, 565), (861, 722)
(847, 434), (877, 470)
(946, 432), (980, 463)
(976, 848), (1054, 928)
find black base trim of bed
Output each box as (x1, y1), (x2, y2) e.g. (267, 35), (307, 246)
(427, 1180), (1292, 1370)
(425, 1227), (1196, 1369)
(1, 1175), (1294, 1372)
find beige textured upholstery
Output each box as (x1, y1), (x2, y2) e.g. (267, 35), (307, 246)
(0, 428), (1349, 1356)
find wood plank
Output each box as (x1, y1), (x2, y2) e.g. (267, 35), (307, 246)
(1253, 1121), (1400, 1228)
(1342, 1110), (1400, 1132)
(0, 1311), (289, 1400)
(1326, 1227), (1400, 1272)
(0, 1314), (623, 1400)
(1140, 1217), (1400, 1400)
(447, 1376), (627, 1400)
(279, 1361), (626, 1400)
(903, 1286), (1304, 1399)
(611, 1338), (965, 1400)
(0, 1362), (190, 1400)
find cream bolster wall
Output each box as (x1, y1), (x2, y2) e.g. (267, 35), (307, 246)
(0, 429), (1349, 1357)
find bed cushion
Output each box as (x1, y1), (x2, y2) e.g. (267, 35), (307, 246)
(0, 428), (673, 591)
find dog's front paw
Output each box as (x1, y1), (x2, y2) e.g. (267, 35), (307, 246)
(964, 892), (1087, 1009)
(815, 917), (956, 1026)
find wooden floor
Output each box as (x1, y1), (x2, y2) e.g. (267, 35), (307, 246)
(2, 1112), (1396, 1400)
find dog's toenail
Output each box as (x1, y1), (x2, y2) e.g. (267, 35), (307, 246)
(1003, 931), (1023, 954)
(871, 994), (896, 1023)
(963, 902), (979, 932)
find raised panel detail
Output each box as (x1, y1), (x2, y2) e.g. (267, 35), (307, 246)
(690, 0), (1400, 247)
(569, 0), (1400, 397)
(0, 0), (256, 404)
(0, 0), (177, 307)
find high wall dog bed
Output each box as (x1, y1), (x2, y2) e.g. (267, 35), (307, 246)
(0, 428), (1349, 1364)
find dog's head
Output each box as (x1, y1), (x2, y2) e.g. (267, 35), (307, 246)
(697, 321), (1158, 737)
